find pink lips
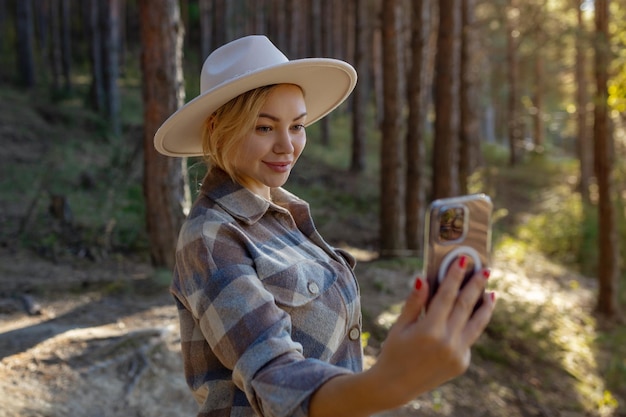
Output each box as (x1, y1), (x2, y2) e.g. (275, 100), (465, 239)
(264, 161), (292, 173)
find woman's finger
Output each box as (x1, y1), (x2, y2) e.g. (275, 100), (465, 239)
(447, 268), (490, 333)
(394, 277), (430, 328)
(425, 255), (468, 322)
(462, 291), (496, 345)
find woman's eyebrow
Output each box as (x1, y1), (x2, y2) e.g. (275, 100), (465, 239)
(258, 112), (308, 122)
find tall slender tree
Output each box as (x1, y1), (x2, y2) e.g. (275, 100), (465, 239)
(432, 0), (462, 199)
(138, 0), (190, 268)
(575, 0), (593, 204)
(593, 0), (619, 317)
(405, 0), (432, 252)
(506, 0), (521, 166)
(16, 0), (35, 88)
(102, 0), (121, 136)
(379, 0), (404, 255)
(459, 0), (482, 194)
(350, 0), (370, 173)
(85, 0), (105, 112)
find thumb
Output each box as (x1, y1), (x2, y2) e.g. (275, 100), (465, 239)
(395, 277), (429, 326)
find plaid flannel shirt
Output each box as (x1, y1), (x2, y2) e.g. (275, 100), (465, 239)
(171, 168), (363, 417)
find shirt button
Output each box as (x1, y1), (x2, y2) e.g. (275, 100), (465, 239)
(307, 282), (320, 295)
(349, 327), (360, 341)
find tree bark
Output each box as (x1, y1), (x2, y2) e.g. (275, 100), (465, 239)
(459, 0), (481, 194)
(199, 0), (214, 59)
(405, 0), (431, 252)
(103, 0), (121, 136)
(532, 55), (544, 149)
(576, 0), (593, 204)
(379, 0), (404, 256)
(85, 0), (106, 112)
(350, 0), (369, 173)
(432, 0), (461, 199)
(506, 0), (521, 166)
(138, 0), (190, 268)
(593, 0), (619, 317)
(16, 0), (36, 88)
(50, 0), (62, 92)
(60, 0), (72, 91)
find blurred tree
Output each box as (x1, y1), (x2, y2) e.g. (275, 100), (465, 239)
(593, 0), (620, 317)
(505, 0), (521, 165)
(432, 0), (461, 198)
(83, 0), (121, 135)
(16, 0), (35, 88)
(102, 0), (121, 136)
(405, 0), (434, 252)
(84, 0), (105, 113)
(48, 0), (72, 94)
(530, 4), (545, 152)
(575, 0), (593, 204)
(138, 0), (190, 269)
(459, 0), (482, 194)
(379, 0), (404, 255)
(318, 0), (332, 146)
(198, 0), (214, 58)
(350, 0), (370, 173)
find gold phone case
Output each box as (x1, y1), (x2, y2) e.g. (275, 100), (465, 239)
(423, 194), (493, 302)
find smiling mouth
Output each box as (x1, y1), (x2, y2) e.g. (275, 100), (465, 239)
(264, 161), (292, 172)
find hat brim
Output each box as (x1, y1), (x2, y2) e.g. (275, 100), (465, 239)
(154, 58), (357, 157)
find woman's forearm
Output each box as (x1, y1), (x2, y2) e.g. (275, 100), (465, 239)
(309, 368), (398, 417)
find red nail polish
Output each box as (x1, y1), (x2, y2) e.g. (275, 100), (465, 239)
(414, 278), (423, 291)
(459, 256), (467, 269)
(490, 292), (496, 302)
(483, 269), (491, 279)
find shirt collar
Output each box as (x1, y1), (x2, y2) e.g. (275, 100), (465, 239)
(200, 168), (303, 225)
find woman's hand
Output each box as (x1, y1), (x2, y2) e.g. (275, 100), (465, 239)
(368, 255), (495, 408)
(309, 256), (495, 417)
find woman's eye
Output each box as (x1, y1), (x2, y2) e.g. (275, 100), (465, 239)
(292, 124), (305, 132)
(256, 126), (272, 133)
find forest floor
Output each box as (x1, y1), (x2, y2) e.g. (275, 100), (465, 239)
(0, 88), (625, 417)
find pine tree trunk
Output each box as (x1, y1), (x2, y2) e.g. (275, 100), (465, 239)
(103, 0), (121, 136)
(432, 0), (461, 199)
(50, 0), (62, 92)
(16, 0), (36, 88)
(350, 0), (369, 173)
(459, 0), (481, 194)
(138, 0), (190, 268)
(379, 0), (404, 256)
(199, 0), (213, 59)
(532, 56), (545, 149)
(405, 0), (431, 252)
(506, 0), (520, 166)
(60, 0), (71, 91)
(576, 0), (592, 204)
(593, 0), (619, 317)
(85, 0), (105, 112)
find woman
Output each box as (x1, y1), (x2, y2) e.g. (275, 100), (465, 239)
(154, 35), (495, 417)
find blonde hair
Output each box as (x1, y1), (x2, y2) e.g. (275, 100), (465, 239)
(201, 85), (278, 184)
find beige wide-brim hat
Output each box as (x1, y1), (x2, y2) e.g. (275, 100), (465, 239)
(154, 35), (358, 157)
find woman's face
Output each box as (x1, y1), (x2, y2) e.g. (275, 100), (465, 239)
(232, 84), (307, 199)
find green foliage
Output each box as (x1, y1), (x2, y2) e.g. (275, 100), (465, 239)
(516, 192), (585, 264)
(0, 86), (149, 259)
(595, 324), (626, 407)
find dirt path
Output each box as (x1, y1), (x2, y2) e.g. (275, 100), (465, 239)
(0, 243), (612, 417)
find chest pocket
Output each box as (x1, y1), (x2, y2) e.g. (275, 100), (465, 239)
(259, 259), (339, 308)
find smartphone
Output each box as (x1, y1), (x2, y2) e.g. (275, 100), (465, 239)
(423, 194), (493, 311)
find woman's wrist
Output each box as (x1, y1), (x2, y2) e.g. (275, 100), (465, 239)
(309, 366), (403, 417)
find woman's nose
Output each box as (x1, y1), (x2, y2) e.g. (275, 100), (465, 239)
(273, 129), (295, 153)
